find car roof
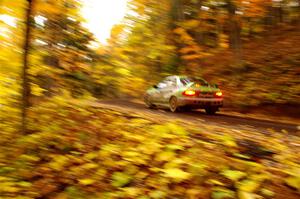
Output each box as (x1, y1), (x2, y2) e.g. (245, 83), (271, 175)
(165, 75), (187, 78)
(166, 75), (206, 81)
(177, 75), (188, 78)
(172, 75), (203, 79)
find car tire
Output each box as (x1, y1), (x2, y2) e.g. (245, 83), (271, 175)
(144, 94), (154, 109)
(205, 107), (218, 115)
(169, 96), (178, 112)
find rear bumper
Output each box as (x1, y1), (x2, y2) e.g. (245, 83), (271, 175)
(177, 97), (223, 108)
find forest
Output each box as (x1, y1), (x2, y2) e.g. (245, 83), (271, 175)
(0, 0), (299, 198)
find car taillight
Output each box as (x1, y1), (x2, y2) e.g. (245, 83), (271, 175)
(215, 91), (223, 97)
(183, 90), (196, 96)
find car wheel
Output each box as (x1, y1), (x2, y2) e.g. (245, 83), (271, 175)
(144, 94), (154, 109)
(169, 96), (178, 112)
(205, 107), (218, 115)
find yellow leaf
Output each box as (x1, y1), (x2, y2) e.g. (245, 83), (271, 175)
(155, 151), (175, 162)
(163, 168), (191, 182)
(30, 83), (46, 96)
(78, 178), (95, 185)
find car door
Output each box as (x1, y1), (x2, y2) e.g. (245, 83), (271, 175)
(150, 79), (168, 103)
(158, 77), (177, 104)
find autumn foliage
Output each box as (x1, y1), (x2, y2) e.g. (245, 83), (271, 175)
(0, 0), (300, 198)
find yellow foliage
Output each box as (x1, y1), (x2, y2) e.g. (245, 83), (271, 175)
(182, 19), (200, 29)
(181, 54), (203, 60)
(179, 45), (201, 54)
(78, 178), (95, 186)
(30, 83), (46, 96)
(173, 27), (185, 35)
(163, 168), (191, 182)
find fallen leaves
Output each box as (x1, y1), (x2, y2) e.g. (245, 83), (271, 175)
(211, 187), (235, 199)
(162, 168), (191, 182)
(111, 172), (133, 188)
(237, 179), (261, 193)
(0, 100), (298, 198)
(221, 169), (247, 182)
(285, 176), (300, 191)
(78, 178), (95, 186)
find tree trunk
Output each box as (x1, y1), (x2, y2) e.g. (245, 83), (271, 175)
(195, 0), (204, 46)
(171, 0), (185, 22)
(276, 4), (284, 24)
(226, 0), (242, 64)
(298, 0), (300, 24)
(21, 0), (34, 133)
(272, 1), (284, 25)
(248, 17), (254, 37)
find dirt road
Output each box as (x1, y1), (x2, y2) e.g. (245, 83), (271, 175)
(91, 100), (299, 134)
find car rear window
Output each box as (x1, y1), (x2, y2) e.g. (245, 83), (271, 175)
(180, 77), (208, 86)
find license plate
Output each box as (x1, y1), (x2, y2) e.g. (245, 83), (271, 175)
(200, 94), (213, 98)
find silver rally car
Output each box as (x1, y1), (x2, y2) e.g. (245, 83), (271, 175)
(144, 75), (223, 114)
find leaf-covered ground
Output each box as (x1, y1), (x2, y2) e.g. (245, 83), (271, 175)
(0, 98), (299, 199)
